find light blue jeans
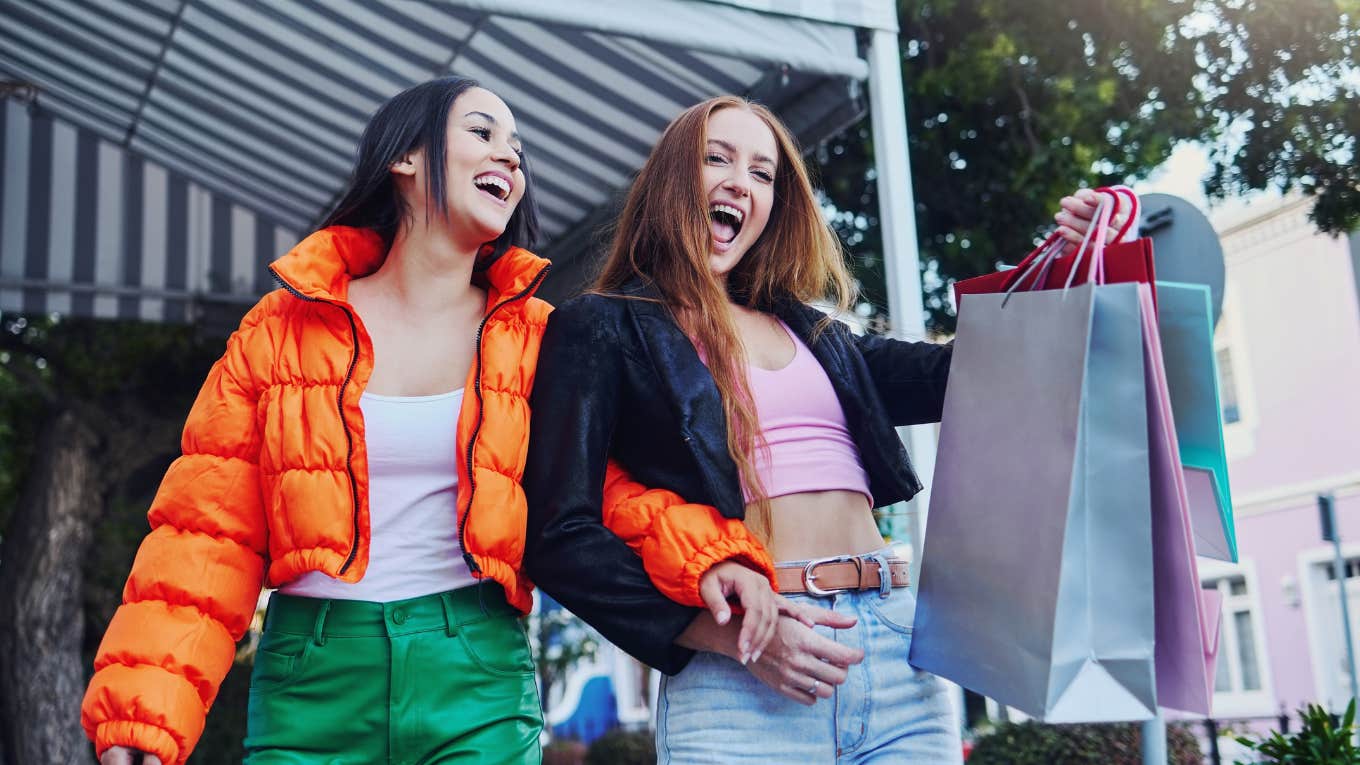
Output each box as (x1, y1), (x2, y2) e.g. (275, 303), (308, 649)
(656, 583), (961, 764)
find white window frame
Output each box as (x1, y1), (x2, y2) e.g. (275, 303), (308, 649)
(1298, 543), (1360, 713)
(1215, 282), (1260, 459)
(1199, 557), (1275, 717)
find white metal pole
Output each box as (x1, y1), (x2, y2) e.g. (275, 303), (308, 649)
(867, 29), (936, 564)
(868, 24), (964, 735)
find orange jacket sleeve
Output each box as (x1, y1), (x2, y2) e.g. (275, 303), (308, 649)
(81, 321), (268, 765)
(601, 461), (776, 608)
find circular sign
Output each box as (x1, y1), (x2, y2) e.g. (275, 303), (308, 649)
(1138, 193), (1226, 326)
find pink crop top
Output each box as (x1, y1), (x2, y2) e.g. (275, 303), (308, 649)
(743, 319), (873, 506)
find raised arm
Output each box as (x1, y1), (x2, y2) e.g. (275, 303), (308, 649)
(852, 330), (954, 426)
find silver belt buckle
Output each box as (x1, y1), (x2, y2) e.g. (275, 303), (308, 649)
(802, 554), (865, 597)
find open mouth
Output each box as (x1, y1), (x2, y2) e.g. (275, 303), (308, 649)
(709, 202), (744, 244)
(474, 173), (511, 202)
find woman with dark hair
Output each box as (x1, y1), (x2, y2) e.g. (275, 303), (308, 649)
(523, 96), (1121, 762)
(80, 77), (788, 765)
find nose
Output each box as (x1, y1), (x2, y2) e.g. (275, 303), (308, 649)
(491, 140), (520, 172)
(721, 169), (750, 198)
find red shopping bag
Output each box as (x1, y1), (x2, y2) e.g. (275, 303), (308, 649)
(953, 186), (1158, 307)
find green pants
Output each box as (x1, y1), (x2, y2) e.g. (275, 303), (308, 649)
(244, 584), (543, 764)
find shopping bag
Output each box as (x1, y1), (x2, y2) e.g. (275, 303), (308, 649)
(1156, 281), (1237, 562)
(954, 186), (1158, 309)
(910, 279), (1158, 722)
(1139, 283), (1223, 712)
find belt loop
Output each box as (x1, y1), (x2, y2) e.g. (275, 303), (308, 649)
(869, 553), (892, 599)
(440, 592), (459, 637)
(477, 579), (489, 617)
(312, 599), (332, 646)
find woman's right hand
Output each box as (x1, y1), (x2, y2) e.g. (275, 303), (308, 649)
(697, 560), (781, 664)
(101, 746), (162, 764)
(746, 614), (866, 706)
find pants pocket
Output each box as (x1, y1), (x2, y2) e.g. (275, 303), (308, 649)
(458, 615), (535, 677)
(866, 588), (917, 635)
(249, 630), (311, 690)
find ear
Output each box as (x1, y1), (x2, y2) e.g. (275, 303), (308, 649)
(390, 153), (418, 177)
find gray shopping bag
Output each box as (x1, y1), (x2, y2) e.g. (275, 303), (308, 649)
(909, 282), (1157, 722)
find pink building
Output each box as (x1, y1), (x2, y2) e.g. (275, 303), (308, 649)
(1194, 193), (1360, 730)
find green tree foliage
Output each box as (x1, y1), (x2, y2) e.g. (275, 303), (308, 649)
(968, 720), (1203, 764)
(0, 311), (232, 760)
(816, 0), (1358, 332)
(584, 728), (656, 765)
(1234, 699), (1360, 764)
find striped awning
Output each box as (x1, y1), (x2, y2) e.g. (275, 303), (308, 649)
(0, 0), (884, 321)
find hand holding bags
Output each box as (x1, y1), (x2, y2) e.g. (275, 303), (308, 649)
(910, 189), (1223, 720)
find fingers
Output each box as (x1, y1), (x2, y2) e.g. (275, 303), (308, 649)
(1056, 189), (1129, 246)
(778, 675), (836, 706)
(802, 629), (865, 668)
(1060, 193), (1099, 221)
(100, 748), (134, 765)
(735, 583), (777, 663)
(780, 598), (857, 630)
(698, 575), (731, 627)
(750, 591), (779, 661)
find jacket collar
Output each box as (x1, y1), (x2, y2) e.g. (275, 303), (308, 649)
(270, 226), (550, 307)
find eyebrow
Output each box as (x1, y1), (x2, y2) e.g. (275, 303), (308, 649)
(708, 139), (776, 167)
(465, 111), (521, 144)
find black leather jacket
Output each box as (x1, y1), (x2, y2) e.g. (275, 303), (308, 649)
(523, 281), (952, 673)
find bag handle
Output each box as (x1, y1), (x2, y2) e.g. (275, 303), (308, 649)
(999, 184), (1138, 292)
(1002, 190), (1116, 305)
(1066, 188), (1119, 290)
(1105, 185), (1141, 243)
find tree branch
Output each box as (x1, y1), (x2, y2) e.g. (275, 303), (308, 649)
(1009, 65), (1042, 156)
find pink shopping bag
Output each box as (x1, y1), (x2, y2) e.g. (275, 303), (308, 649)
(1139, 282), (1223, 714)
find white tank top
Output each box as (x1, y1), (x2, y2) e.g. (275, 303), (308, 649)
(279, 388), (477, 601)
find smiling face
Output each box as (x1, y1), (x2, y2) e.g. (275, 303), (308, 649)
(703, 107), (778, 277)
(393, 87), (526, 249)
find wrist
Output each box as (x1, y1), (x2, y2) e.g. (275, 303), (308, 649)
(676, 610), (741, 660)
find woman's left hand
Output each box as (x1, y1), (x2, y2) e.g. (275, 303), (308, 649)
(1054, 188), (1133, 249)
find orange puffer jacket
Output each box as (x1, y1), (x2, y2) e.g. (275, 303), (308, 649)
(80, 227), (774, 765)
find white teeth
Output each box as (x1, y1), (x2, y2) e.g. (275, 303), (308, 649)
(474, 174), (510, 199)
(709, 203), (744, 222)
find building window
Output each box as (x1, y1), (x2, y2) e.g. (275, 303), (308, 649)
(1216, 347), (1241, 425)
(1213, 283), (1258, 458)
(1206, 573), (1268, 697)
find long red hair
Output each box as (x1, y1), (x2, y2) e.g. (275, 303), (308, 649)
(595, 96), (855, 542)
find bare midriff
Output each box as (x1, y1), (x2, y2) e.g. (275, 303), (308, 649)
(757, 489), (886, 562)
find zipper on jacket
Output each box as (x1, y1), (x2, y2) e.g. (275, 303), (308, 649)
(270, 268), (365, 575)
(458, 263), (551, 576)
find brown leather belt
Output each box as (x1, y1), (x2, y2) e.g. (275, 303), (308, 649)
(775, 556), (911, 596)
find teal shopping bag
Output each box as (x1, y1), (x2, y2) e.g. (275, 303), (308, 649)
(1156, 282), (1237, 562)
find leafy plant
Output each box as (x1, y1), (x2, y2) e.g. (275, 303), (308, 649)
(1235, 699), (1360, 765)
(584, 728), (655, 765)
(968, 720), (1202, 764)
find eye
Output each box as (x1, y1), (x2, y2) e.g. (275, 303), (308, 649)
(470, 126), (491, 140)
(706, 153), (728, 164)
(753, 169), (774, 183)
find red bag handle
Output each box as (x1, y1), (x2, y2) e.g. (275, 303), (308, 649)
(1000, 185), (1138, 293)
